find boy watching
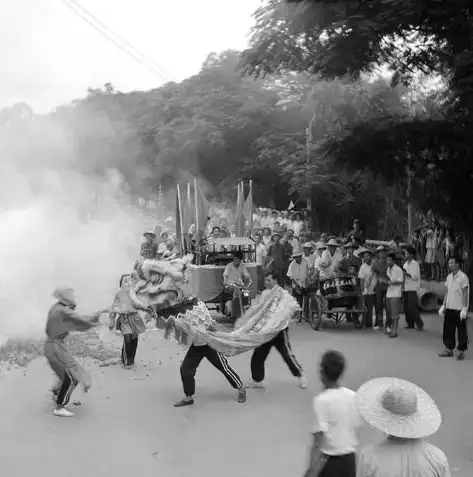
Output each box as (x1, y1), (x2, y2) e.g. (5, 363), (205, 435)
(305, 350), (362, 477)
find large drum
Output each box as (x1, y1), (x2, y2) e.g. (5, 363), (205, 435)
(320, 278), (337, 297)
(336, 276), (357, 294)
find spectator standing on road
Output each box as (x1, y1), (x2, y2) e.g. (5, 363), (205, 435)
(438, 256), (470, 361)
(358, 248), (377, 330)
(372, 246), (388, 330)
(385, 252), (404, 338)
(287, 252), (309, 318)
(403, 246), (424, 331)
(266, 232), (287, 287)
(356, 377), (450, 477)
(305, 350), (362, 477)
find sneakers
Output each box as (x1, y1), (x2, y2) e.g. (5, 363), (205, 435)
(246, 380), (264, 389)
(373, 326), (380, 332)
(53, 407), (74, 418)
(299, 375), (308, 389)
(174, 397), (194, 408)
(237, 387), (247, 403)
(438, 350), (453, 358)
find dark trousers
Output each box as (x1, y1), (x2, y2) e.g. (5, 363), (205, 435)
(403, 291), (424, 329)
(121, 334), (139, 366)
(56, 370), (78, 407)
(180, 345), (243, 397)
(319, 453), (356, 477)
(375, 288), (386, 327)
(443, 309), (469, 351)
(251, 328), (303, 382)
(292, 288), (308, 316)
(363, 294), (375, 327)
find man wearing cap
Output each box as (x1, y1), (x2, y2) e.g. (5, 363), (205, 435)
(302, 242), (316, 270)
(347, 218), (365, 247)
(358, 247), (377, 329)
(287, 252), (309, 317)
(403, 246), (424, 330)
(356, 377), (450, 477)
(438, 255), (470, 360)
(141, 231), (158, 259)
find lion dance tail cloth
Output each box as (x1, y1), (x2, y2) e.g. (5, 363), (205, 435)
(120, 256), (300, 357)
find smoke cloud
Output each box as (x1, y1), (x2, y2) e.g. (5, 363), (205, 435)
(0, 114), (163, 345)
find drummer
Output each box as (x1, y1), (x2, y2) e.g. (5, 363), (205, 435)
(222, 251), (252, 304)
(337, 242), (361, 276)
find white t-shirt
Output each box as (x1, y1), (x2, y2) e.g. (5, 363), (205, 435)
(358, 262), (377, 295)
(312, 387), (362, 456)
(386, 264), (404, 298)
(287, 259), (309, 287)
(445, 270), (470, 311)
(292, 220), (304, 236)
(403, 259), (421, 292)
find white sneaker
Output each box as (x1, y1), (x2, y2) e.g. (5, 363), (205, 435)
(373, 326), (380, 332)
(246, 380), (264, 389)
(299, 376), (308, 389)
(53, 407), (74, 418)
(386, 327), (392, 334)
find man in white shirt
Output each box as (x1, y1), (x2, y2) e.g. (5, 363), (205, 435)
(403, 246), (424, 330)
(357, 248), (377, 329)
(385, 252), (404, 338)
(306, 350), (362, 477)
(438, 255), (470, 360)
(287, 252), (309, 317)
(254, 235), (267, 292)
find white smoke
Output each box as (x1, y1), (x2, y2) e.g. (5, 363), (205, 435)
(0, 115), (162, 344)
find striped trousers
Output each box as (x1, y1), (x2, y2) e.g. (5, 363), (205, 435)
(251, 328), (303, 382)
(180, 345), (243, 397)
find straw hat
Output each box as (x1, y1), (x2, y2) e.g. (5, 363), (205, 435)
(52, 287), (76, 307)
(344, 241), (357, 249)
(376, 245), (387, 252)
(316, 242), (328, 250)
(292, 252), (303, 259)
(327, 238), (339, 247)
(144, 230), (156, 237)
(303, 242), (313, 249)
(356, 377), (441, 439)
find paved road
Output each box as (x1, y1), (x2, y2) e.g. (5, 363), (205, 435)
(1, 314), (472, 477)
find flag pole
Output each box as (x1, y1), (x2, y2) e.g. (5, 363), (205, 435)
(176, 183), (185, 252)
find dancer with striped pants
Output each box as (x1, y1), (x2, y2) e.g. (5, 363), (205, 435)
(174, 342), (247, 407)
(45, 287), (108, 417)
(247, 272), (307, 389)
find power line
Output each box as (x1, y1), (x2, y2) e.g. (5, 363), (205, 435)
(58, 0), (176, 83)
(66, 0), (178, 82)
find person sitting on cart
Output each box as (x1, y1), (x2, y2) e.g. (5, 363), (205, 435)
(337, 241), (361, 277)
(287, 252), (309, 319)
(222, 251), (252, 313)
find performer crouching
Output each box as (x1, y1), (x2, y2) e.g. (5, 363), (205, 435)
(247, 272), (307, 389)
(174, 335), (247, 407)
(109, 275), (150, 368)
(45, 287), (108, 417)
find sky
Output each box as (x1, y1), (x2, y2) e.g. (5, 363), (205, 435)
(0, 0), (262, 113)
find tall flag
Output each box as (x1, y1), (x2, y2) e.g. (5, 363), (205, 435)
(182, 182), (194, 234)
(288, 200), (295, 210)
(194, 178), (210, 241)
(235, 181), (245, 237)
(175, 184), (184, 251)
(242, 179), (253, 231)
(157, 183), (164, 214)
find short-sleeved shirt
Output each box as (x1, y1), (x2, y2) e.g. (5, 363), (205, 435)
(287, 259), (309, 287)
(403, 259), (421, 292)
(223, 263), (251, 287)
(358, 262), (377, 295)
(386, 264), (404, 298)
(312, 387), (362, 456)
(357, 438), (451, 477)
(445, 270), (469, 311)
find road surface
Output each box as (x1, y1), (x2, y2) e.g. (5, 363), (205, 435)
(1, 314), (472, 477)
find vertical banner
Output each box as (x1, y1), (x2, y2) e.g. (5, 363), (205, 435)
(194, 178), (209, 241)
(242, 179), (253, 232)
(176, 184), (185, 252)
(235, 181), (245, 237)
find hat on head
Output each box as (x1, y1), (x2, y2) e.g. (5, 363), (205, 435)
(344, 241), (357, 249)
(327, 238), (339, 247)
(292, 252), (303, 259)
(303, 242), (313, 248)
(316, 242), (327, 250)
(52, 287), (77, 307)
(144, 230), (156, 237)
(355, 247), (372, 257)
(356, 377), (441, 439)
(376, 245), (387, 252)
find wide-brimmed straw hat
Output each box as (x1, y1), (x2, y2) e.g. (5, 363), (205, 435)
(316, 242), (328, 250)
(303, 242), (313, 248)
(355, 247), (372, 257)
(327, 238), (339, 247)
(52, 287), (77, 307)
(144, 230), (156, 237)
(292, 252), (303, 259)
(376, 245), (387, 252)
(356, 377), (441, 439)
(344, 241), (357, 249)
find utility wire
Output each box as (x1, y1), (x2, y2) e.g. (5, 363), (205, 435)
(58, 0), (176, 83)
(65, 0), (177, 82)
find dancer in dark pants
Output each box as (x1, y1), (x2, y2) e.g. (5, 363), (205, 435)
(438, 256), (470, 360)
(247, 272), (307, 389)
(175, 343), (246, 407)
